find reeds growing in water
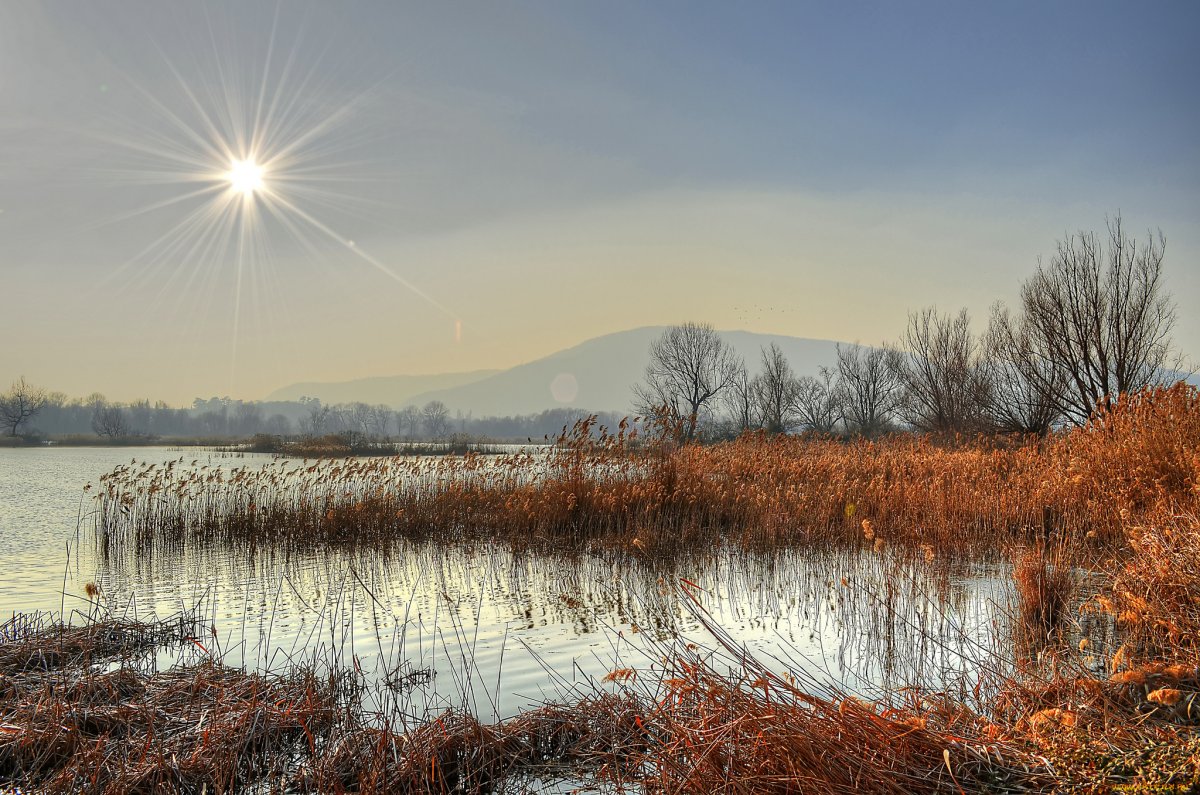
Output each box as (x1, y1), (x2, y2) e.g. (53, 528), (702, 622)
(9, 382), (1195, 792)
(92, 384), (1200, 563)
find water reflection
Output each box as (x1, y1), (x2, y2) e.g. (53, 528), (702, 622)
(93, 534), (1011, 718)
(2, 447), (1017, 722)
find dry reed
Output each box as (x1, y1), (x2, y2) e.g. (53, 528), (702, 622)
(43, 383), (1200, 792)
(1012, 547), (1077, 654)
(91, 384), (1200, 562)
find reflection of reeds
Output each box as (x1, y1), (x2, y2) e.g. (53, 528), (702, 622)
(98, 534), (1003, 698)
(1012, 547), (1075, 651)
(0, 610), (1046, 794)
(62, 384), (1200, 791)
(0, 612), (643, 794)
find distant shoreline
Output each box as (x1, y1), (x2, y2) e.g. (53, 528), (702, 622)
(0, 433), (536, 457)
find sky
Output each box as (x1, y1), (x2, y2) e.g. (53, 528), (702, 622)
(2, 1), (1198, 405)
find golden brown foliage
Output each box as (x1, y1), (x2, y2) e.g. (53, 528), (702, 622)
(95, 384), (1200, 561)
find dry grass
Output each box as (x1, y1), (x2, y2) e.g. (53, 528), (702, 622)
(92, 384), (1200, 562)
(0, 613), (345, 793)
(1100, 512), (1200, 665)
(0, 613), (648, 794)
(1011, 546), (1077, 654)
(54, 383), (1200, 792)
(0, 611), (1050, 795)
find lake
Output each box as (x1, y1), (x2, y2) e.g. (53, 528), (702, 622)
(0, 446), (1013, 722)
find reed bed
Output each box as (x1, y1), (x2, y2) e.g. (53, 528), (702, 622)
(1011, 547), (1077, 654)
(0, 612), (645, 794)
(1101, 512), (1200, 665)
(93, 384), (1200, 562)
(0, 609), (1067, 795)
(55, 383), (1200, 791)
(6, 510), (1200, 794)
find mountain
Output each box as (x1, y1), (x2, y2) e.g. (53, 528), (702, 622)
(265, 326), (1199, 418)
(402, 327), (844, 417)
(264, 327), (846, 416)
(265, 370), (499, 407)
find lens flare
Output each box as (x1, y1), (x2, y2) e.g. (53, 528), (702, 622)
(227, 158), (265, 197)
(93, 18), (461, 393)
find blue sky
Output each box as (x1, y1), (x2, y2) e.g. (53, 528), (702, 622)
(2, 1), (1197, 402)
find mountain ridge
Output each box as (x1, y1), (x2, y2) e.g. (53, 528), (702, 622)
(265, 369), (500, 407)
(267, 327), (846, 416)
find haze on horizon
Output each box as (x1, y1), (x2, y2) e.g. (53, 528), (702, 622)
(2, 1), (1197, 406)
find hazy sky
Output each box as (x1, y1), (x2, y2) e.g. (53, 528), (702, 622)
(3, 1), (1197, 404)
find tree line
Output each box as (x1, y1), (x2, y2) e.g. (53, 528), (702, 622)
(3, 215), (1186, 445)
(634, 216), (1184, 441)
(0, 382), (623, 445)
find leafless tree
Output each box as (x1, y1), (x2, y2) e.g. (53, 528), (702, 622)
(754, 342), (800, 434)
(0, 377), (48, 436)
(633, 322), (741, 442)
(834, 343), (903, 437)
(1017, 215), (1177, 423)
(892, 308), (991, 434)
(232, 402), (262, 436)
(793, 367), (841, 434)
(301, 399), (330, 437)
(346, 402), (374, 436)
(368, 405), (394, 439)
(91, 404), (129, 438)
(721, 359), (758, 435)
(397, 405), (421, 440)
(982, 303), (1065, 435)
(421, 400), (451, 439)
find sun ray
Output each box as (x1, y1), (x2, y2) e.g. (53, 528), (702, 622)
(260, 190), (459, 320)
(78, 182), (227, 235)
(87, 22), (462, 394)
(249, 4), (283, 161)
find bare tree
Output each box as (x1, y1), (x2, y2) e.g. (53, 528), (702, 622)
(91, 404), (129, 438)
(754, 343), (800, 434)
(397, 405), (421, 440)
(982, 303), (1064, 435)
(1017, 215), (1177, 423)
(0, 377), (48, 436)
(793, 367), (841, 434)
(834, 343), (903, 437)
(232, 402), (262, 436)
(633, 322), (741, 442)
(721, 359), (758, 435)
(368, 405), (394, 439)
(892, 308), (991, 434)
(421, 400), (451, 439)
(301, 399), (330, 437)
(346, 402), (374, 436)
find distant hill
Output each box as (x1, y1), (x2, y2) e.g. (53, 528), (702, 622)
(264, 327), (846, 416)
(402, 327), (844, 417)
(265, 370), (499, 407)
(264, 326), (1197, 418)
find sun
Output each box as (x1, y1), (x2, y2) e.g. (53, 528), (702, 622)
(101, 38), (461, 396)
(226, 158), (265, 197)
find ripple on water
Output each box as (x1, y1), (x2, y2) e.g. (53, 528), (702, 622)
(2, 446), (1015, 721)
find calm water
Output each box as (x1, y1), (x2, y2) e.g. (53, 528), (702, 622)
(0, 446), (1012, 720)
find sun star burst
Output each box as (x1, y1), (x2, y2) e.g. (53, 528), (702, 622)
(226, 158), (265, 197)
(96, 25), (461, 394)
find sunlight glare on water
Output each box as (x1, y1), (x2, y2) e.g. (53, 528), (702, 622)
(1, 446), (1013, 721)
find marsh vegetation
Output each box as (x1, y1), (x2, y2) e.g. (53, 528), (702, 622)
(3, 218), (1196, 791)
(0, 383), (1172, 793)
